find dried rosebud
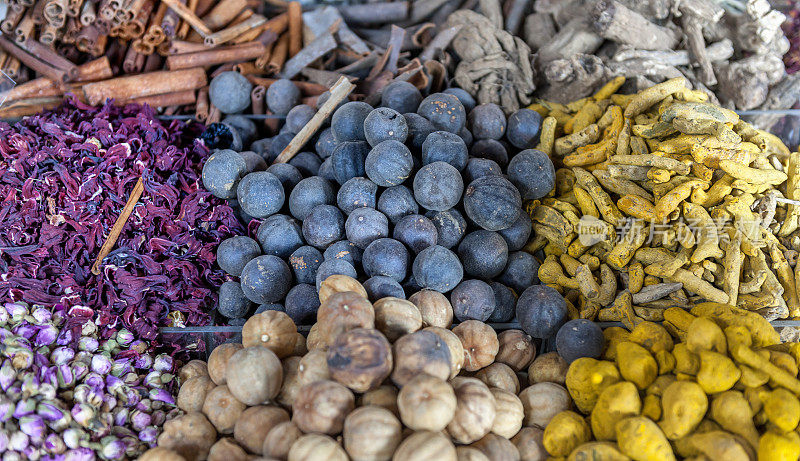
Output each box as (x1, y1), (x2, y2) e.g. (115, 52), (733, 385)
(0, 359), (17, 391)
(7, 345), (34, 369)
(124, 388), (140, 407)
(115, 330), (134, 347)
(152, 354), (173, 373)
(91, 355), (113, 375)
(12, 324), (38, 340)
(71, 403), (95, 427)
(36, 401), (65, 422)
(74, 351), (92, 365)
(63, 428), (87, 450)
(151, 410), (166, 426)
(51, 347), (75, 366)
(110, 358), (132, 377)
(101, 339), (118, 353)
(5, 303), (29, 323)
(0, 431), (8, 452)
(138, 427), (158, 444)
(129, 410), (151, 431)
(6, 383), (21, 400)
(65, 447), (95, 461)
(20, 372), (40, 396)
(0, 305), (9, 325)
(102, 395), (117, 412)
(129, 341), (147, 354)
(83, 373), (104, 391)
(133, 354), (152, 370)
(80, 321), (97, 337)
(8, 431), (29, 451)
(72, 362), (89, 382)
(148, 388), (174, 405)
(56, 365), (75, 389)
(121, 372), (139, 385)
(113, 407), (129, 427)
(38, 383), (56, 401)
(143, 371), (162, 388)
(30, 308), (51, 325)
(35, 325), (59, 347)
(0, 396), (13, 422)
(43, 433), (66, 455)
(136, 399), (152, 413)
(56, 329), (73, 346)
(100, 436), (127, 460)
(78, 337), (99, 353)
(14, 399), (36, 418)
(19, 415), (46, 439)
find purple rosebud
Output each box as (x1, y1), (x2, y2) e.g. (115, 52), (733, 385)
(136, 399), (152, 413)
(74, 351), (92, 364)
(50, 347), (75, 366)
(5, 303), (29, 323)
(153, 354), (173, 373)
(62, 429), (86, 450)
(70, 403), (95, 427)
(31, 308), (52, 325)
(23, 445), (42, 461)
(20, 372), (40, 395)
(14, 399), (36, 418)
(56, 364), (75, 389)
(133, 354), (152, 370)
(105, 375), (124, 394)
(7, 345), (34, 369)
(43, 433), (66, 454)
(12, 324), (38, 340)
(121, 372), (139, 386)
(124, 388), (140, 406)
(6, 383), (21, 400)
(113, 408), (128, 427)
(143, 371), (162, 388)
(19, 415), (46, 439)
(0, 359), (16, 391)
(77, 337), (98, 353)
(110, 358), (132, 377)
(37, 401), (66, 421)
(130, 410), (152, 431)
(56, 329), (73, 346)
(0, 397), (13, 422)
(100, 340), (118, 353)
(90, 355), (112, 375)
(39, 383), (57, 401)
(151, 410), (166, 426)
(41, 367), (58, 389)
(8, 431), (29, 451)
(100, 437), (126, 460)
(0, 305), (9, 325)
(0, 327), (10, 342)
(83, 373), (104, 391)
(102, 395), (117, 413)
(80, 321), (97, 337)
(114, 330), (134, 347)
(71, 362), (89, 382)
(129, 340), (147, 354)
(64, 447), (96, 461)
(138, 427), (158, 444)
(0, 430), (8, 451)
(35, 325), (59, 347)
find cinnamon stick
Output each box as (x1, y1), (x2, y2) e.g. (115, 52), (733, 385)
(287, 1), (302, 57)
(275, 76), (355, 163)
(167, 40), (207, 54)
(14, 12), (35, 43)
(195, 86), (209, 122)
(203, 14), (266, 46)
(176, 0), (198, 38)
(207, 103), (221, 123)
(254, 39), (275, 70)
(79, 0), (96, 24)
(91, 176), (144, 276)
(82, 67), (207, 105)
(165, 41), (265, 70)
(160, 0), (210, 36)
(265, 32), (289, 74)
(233, 11), (286, 44)
(201, 0), (246, 30)
(0, 35), (67, 83)
(233, 61), (262, 75)
(126, 89), (196, 106)
(21, 38), (80, 79)
(0, 97), (62, 118)
(250, 84), (265, 114)
(1, 7), (25, 34)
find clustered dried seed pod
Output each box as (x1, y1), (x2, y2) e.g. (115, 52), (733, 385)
(150, 288), (557, 460)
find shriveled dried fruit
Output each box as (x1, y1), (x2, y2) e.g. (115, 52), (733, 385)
(398, 374), (457, 432)
(263, 421), (302, 460)
(453, 320), (499, 371)
(475, 362), (520, 394)
(373, 297), (423, 341)
(447, 377), (497, 444)
(208, 343), (243, 386)
(391, 330), (452, 387)
(319, 274), (369, 303)
(203, 385), (247, 434)
(317, 291), (376, 345)
(343, 406), (403, 461)
(233, 406), (289, 454)
(327, 328), (393, 393)
(393, 431), (457, 461)
(226, 346), (283, 406)
(409, 289), (454, 328)
(288, 434), (348, 461)
(241, 311), (298, 358)
(157, 412), (217, 461)
(496, 330), (536, 371)
(292, 380), (355, 435)
(490, 388), (524, 439)
(424, 326), (465, 379)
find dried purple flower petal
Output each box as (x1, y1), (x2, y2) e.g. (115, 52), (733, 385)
(90, 355), (112, 375)
(64, 447), (96, 461)
(50, 347), (75, 366)
(152, 354), (173, 373)
(77, 338), (99, 353)
(43, 433), (66, 455)
(0, 359), (16, 390)
(138, 427), (158, 445)
(114, 330), (133, 347)
(36, 401), (66, 421)
(5, 303), (28, 323)
(148, 388), (175, 405)
(14, 399), (36, 418)
(31, 308), (52, 325)
(19, 415), (46, 439)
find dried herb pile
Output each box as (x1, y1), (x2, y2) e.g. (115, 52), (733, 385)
(785, 7), (800, 74)
(0, 97), (244, 341)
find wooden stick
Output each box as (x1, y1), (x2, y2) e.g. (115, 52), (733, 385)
(91, 176), (144, 276)
(275, 76), (354, 164)
(203, 14), (265, 45)
(160, 0), (211, 36)
(287, 1), (302, 57)
(165, 41), (265, 70)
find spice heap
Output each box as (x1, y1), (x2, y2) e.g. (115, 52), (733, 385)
(526, 0), (800, 115)
(785, 5), (800, 74)
(529, 76), (797, 322)
(142, 278), (575, 461)
(0, 0), (471, 120)
(0, 301), (178, 460)
(0, 97), (243, 340)
(202, 76), (558, 327)
(541, 303), (800, 460)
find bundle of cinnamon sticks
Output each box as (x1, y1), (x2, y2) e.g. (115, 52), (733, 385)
(0, 0), (471, 121)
